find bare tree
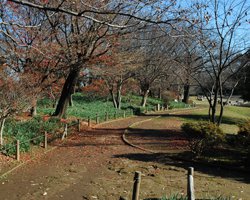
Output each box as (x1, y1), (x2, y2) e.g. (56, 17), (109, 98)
(192, 0), (250, 124)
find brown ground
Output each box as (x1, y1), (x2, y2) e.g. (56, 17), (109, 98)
(0, 115), (250, 200)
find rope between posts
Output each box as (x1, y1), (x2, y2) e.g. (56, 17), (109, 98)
(0, 134), (44, 153)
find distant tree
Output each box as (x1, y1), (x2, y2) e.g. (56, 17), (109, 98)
(0, 62), (31, 145)
(192, 0), (250, 125)
(237, 50), (250, 101)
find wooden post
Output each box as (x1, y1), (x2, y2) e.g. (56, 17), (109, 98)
(132, 171), (141, 200)
(62, 124), (68, 140)
(154, 105), (157, 112)
(88, 116), (91, 127)
(44, 131), (47, 149)
(0, 118), (6, 146)
(16, 140), (20, 161)
(77, 119), (81, 132)
(157, 103), (160, 111)
(166, 105), (169, 110)
(161, 105), (164, 111)
(105, 112), (108, 121)
(187, 167), (195, 200)
(96, 113), (99, 124)
(123, 110), (126, 118)
(114, 111), (117, 119)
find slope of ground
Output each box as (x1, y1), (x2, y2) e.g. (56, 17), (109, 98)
(0, 113), (250, 200)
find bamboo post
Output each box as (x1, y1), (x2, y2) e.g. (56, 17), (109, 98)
(44, 131), (47, 149)
(132, 171), (141, 200)
(123, 110), (126, 118)
(16, 140), (20, 161)
(105, 112), (108, 121)
(187, 167), (195, 200)
(88, 116), (91, 127)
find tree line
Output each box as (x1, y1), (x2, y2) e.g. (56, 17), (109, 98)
(0, 0), (249, 126)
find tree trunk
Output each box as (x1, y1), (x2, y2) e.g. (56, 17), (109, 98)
(158, 88), (162, 99)
(211, 82), (219, 123)
(69, 86), (75, 107)
(30, 99), (37, 117)
(0, 118), (6, 146)
(110, 89), (118, 109)
(183, 84), (190, 104)
(218, 103), (224, 125)
(69, 93), (73, 107)
(141, 89), (149, 107)
(116, 82), (122, 109)
(31, 106), (37, 117)
(53, 68), (80, 118)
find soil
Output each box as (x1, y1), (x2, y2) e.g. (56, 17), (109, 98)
(0, 114), (250, 200)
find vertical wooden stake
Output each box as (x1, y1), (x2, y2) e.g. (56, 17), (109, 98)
(187, 167), (195, 200)
(44, 131), (47, 149)
(0, 118), (6, 146)
(62, 124), (68, 140)
(123, 111), (126, 118)
(16, 140), (20, 161)
(105, 112), (108, 121)
(132, 171), (141, 200)
(166, 105), (169, 110)
(96, 113), (99, 124)
(88, 116), (91, 127)
(65, 124), (68, 137)
(77, 119), (81, 132)
(157, 103), (160, 111)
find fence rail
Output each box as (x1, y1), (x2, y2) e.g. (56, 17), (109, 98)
(0, 108), (134, 161)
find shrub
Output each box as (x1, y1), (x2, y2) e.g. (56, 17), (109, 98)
(2, 116), (63, 155)
(181, 121), (224, 157)
(237, 120), (250, 169)
(238, 120), (250, 138)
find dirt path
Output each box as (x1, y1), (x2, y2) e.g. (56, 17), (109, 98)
(0, 115), (250, 200)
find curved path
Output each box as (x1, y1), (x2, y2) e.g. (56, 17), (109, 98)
(0, 112), (250, 200)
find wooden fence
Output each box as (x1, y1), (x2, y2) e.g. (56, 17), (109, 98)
(120, 167), (195, 200)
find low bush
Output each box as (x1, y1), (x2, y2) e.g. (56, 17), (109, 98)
(2, 116), (63, 155)
(237, 120), (250, 169)
(181, 121), (224, 157)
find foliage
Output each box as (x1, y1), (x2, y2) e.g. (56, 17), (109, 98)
(1, 117), (63, 155)
(81, 79), (109, 100)
(169, 101), (187, 109)
(160, 194), (230, 200)
(161, 194), (187, 200)
(38, 93), (163, 118)
(237, 120), (250, 168)
(238, 120), (250, 138)
(181, 121), (224, 156)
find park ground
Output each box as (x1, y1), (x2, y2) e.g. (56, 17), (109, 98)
(0, 105), (250, 200)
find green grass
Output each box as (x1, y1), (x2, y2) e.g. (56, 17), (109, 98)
(38, 93), (166, 120)
(1, 117), (63, 155)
